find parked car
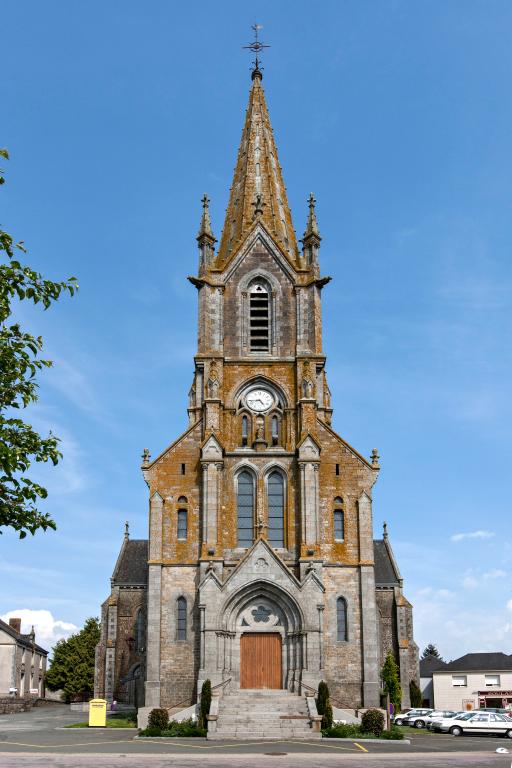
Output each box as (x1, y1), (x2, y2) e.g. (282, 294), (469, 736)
(427, 711), (465, 730)
(403, 710), (457, 729)
(394, 708), (432, 727)
(431, 711), (512, 737)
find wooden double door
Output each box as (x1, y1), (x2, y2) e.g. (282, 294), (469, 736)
(240, 633), (282, 689)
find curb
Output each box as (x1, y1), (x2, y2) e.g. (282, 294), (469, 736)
(324, 737), (411, 744)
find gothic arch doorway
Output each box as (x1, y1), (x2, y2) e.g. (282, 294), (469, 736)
(216, 581), (305, 691)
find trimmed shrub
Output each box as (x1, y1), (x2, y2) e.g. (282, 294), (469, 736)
(322, 700), (333, 729)
(162, 718), (207, 738)
(380, 726), (404, 740)
(323, 723), (361, 738)
(198, 679), (212, 730)
(316, 680), (329, 716)
(148, 708), (169, 731)
(139, 726), (163, 737)
(361, 709), (385, 736)
(409, 679), (422, 708)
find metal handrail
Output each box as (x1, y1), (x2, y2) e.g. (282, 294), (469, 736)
(211, 677), (232, 693)
(301, 681), (352, 711)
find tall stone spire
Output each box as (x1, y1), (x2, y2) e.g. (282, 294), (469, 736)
(216, 71), (299, 265)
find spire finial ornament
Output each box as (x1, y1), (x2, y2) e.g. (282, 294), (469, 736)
(383, 521), (388, 540)
(124, 520), (129, 540)
(305, 193), (320, 237)
(142, 448), (150, 467)
(243, 23), (270, 81)
(371, 448), (380, 468)
(197, 193), (215, 239)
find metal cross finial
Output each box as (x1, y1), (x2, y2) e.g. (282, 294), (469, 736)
(308, 193), (316, 210)
(243, 23), (270, 77)
(124, 520), (129, 539)
(383, 521), (388, 539)
(201, 193), (210, 211)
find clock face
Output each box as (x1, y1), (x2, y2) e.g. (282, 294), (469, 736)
(246, 389), (274, 412)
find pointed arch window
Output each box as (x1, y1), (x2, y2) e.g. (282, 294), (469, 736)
(237, 470), (254, 547)
(177, 509), (188, 540)
(271, 415), (279, 446)
(241, 415), (249, 446)
(334, 497), (344, 542)
(267, 471), (284, 547)
(337, 597), (348, 641)
(249, 282), (269, 351)
(177, 597), (187, 641)
(134, 609), (144, 652)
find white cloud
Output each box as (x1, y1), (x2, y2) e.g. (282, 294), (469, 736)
(462, 574), (479, 589)
(1, 609), (77, 651)
(483, 569), (506, 580)
(507, 600), (512, 613)
(450, 530), (495, 542)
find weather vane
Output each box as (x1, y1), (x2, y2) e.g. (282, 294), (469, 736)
(243, 23), (270, 75)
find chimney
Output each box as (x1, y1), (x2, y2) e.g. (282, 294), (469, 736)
(9, 618), (21, 634)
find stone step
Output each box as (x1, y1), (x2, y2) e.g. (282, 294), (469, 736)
(210, 731), (321, 741)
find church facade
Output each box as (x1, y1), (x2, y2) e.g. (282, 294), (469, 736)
(95, 64), (418, 718)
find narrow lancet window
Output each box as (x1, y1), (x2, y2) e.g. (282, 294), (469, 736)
(177, 509), (188, 540)
(267, 471), (284, 547)
(249, 283), (269, 351)
(237, 470), (254, 546)
(177, 597), (187, 641)
(271, 416), (279, 445)
(337, 597), (348, 641)
(334, 497), (344, 541)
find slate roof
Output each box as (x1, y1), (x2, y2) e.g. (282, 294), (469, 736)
(0, 618), (48, 656)
(112, 539), (148, 586)
(373, 539), (401, 586)
(420, 655), (448, 677)
(438, 653), (512, 672)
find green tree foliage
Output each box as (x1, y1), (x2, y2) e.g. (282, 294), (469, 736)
(381, 651), (402, 710)
(422, 644), (442, 659)
(0, 149), (77, 538)
(316, 680), (333, 728)
(410, 679), (422, 707)
(198, 679), (212, 729)
(148, 708), (169, 731)
(45, 618), (99, 702)
(361, 708), (385, 736)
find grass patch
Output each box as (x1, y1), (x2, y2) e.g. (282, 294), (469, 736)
(66, 715), (137, 729)
(323, 724), (404, 740)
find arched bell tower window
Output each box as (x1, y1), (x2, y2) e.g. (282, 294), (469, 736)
(267, 470), (285, 547)
(337, 597), (348, 641)
(249, 281), (269, 351)
(237, 470), (254, 547)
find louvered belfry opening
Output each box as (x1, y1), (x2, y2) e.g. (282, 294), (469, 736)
(250, 283), (270, 351)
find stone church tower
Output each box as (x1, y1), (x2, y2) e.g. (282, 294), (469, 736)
(95, 63), (418, 725)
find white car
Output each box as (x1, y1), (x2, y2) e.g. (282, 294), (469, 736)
(394, 708), (432, 727)
(404, 710), (457, 729)
(431, 711), (512, 737)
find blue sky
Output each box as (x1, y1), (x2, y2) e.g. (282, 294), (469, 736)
(1, 0), (511, 660)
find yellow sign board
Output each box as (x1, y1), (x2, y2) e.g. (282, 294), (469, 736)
(88, 698), (107, 727)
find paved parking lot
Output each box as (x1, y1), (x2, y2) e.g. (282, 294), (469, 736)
(1, 706), (512, 767)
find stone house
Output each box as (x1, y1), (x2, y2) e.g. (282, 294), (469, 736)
(0, 617), (47, 698)
(95, 62), (419, 723)
(433, 653), (512, 711)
